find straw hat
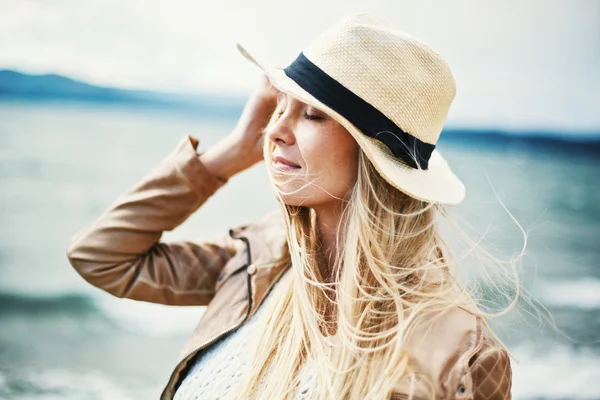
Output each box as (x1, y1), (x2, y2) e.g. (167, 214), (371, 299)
(236, 13), (465, 205)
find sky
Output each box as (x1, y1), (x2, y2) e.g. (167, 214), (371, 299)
(0, 0), (599, 134)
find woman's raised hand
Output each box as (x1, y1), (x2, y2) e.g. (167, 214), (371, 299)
(200, 74), (279, 180)
(231, 74), (279, 167)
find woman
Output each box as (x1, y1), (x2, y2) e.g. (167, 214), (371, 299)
(67, 13), (513, 399)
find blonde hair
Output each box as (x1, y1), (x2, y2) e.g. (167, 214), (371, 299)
(232, 111), (523, 399)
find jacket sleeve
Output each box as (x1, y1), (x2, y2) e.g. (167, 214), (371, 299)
(66, 135), (244, 306)
(470, 335), (513, 400)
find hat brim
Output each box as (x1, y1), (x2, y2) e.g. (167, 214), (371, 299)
(236, 43), (466, 205)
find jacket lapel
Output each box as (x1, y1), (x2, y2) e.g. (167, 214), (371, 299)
(229, 210), (290, 314)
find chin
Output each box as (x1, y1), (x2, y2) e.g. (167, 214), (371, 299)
(273, 190), (315, 208)
(275, 194), (305, 207)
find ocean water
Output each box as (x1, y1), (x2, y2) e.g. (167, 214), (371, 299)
(0, 101), (599, 400)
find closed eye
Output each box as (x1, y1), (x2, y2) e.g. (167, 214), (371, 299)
(304, 113), (324, 121)
(274, 110), (325, 122)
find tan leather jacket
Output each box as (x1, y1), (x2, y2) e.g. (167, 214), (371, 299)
(66, 135), (512, 400)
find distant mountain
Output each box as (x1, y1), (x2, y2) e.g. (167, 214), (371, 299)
(440, 128), (600, 156)
(0, 69), (245, 118)
(1, 69), (598, 152)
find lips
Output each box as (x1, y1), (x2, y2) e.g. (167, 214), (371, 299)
(272, 156), (301, 168)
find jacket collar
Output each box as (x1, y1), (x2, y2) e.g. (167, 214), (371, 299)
(229, 209), (288, 268)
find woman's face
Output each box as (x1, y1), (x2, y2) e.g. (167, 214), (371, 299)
(265, 91), (359, 208)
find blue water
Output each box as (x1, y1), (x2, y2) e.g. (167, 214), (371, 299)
(0, 101), (599, 399)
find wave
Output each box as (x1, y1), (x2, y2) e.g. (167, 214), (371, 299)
(0, 292), (99, 316)
(511, 343), (600, 399)
(0, 290), (205, 338)
(94, 296), (205, 337)
(536, 278), (600, 310)
(0, 368), (160, 400)
(440, 128), (600, 157)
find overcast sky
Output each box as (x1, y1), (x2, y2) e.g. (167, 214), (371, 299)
(1, 0), (599, 133)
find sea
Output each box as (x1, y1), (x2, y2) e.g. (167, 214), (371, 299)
(0, 101), (599, 400)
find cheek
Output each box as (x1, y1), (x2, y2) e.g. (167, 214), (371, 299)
(301, 126), (359, 196)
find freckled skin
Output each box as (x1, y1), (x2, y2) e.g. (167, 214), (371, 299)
(265, 93), (359, 208)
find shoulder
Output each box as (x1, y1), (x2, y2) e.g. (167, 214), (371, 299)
(250, 209), (287, 242)
(229, 209), (285, 238)
(399, 308), (512, 399)
(228, 209), (288, 265)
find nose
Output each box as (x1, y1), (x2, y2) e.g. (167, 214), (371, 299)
(265, 111), (296, 147)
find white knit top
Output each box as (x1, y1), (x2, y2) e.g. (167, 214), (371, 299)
(173, 277), (323, 400)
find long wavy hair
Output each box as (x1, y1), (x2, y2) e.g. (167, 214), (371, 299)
(232, 109), (523, 399)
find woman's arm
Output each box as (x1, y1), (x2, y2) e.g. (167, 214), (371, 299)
(66, 135), (244, 306)
(66, 75), (280, 306)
